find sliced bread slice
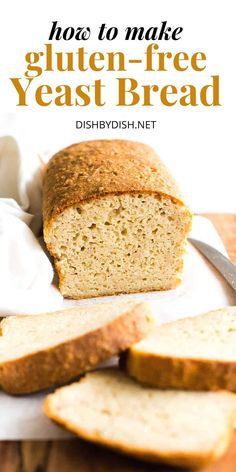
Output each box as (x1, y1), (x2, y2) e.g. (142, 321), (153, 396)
(44, 368), (236, 468)
(0, 300), (152, 394)
(122, 306), (236, 391)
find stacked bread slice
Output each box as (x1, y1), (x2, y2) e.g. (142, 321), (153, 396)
(122, 306), (236, 391)
(1, 298), (235, 467)
(44, 305), (236, 468)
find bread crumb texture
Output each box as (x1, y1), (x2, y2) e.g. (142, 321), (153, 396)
(43, 140), (192, 298)
(44, 368), (236, 468)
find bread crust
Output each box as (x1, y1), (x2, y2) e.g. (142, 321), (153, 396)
(43, 140), (190, 234)
(44, 373), (236, 468)
(122, 345), (236, 392)
(0, 302), (152, 395)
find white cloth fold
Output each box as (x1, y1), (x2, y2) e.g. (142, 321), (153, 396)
(0, 136), (62, 315)
(0, 136), (29, 209)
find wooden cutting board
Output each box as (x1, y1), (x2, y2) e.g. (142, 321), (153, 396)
(0, 214), (235, 472)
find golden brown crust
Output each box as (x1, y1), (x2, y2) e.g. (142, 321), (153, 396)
(122, 350), (236, 392)
(44, 378), (236, 469)
(0, 303), (152, 395)
(43, 140), (187, 232)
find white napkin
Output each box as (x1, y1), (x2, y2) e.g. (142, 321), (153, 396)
(0, 136), (62, 315)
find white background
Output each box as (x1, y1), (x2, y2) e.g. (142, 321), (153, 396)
(0, 0), (235, 212)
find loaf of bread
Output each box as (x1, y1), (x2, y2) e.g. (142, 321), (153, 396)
(43, 140), (192, 299)
(122, 306), (236, 391)
(0, 300), (152, 394)
(44, 368), (236, 468)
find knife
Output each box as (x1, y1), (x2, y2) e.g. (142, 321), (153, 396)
(189, 238), (236, 293)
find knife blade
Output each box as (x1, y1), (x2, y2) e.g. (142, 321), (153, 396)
(188, 238), (236, 292)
